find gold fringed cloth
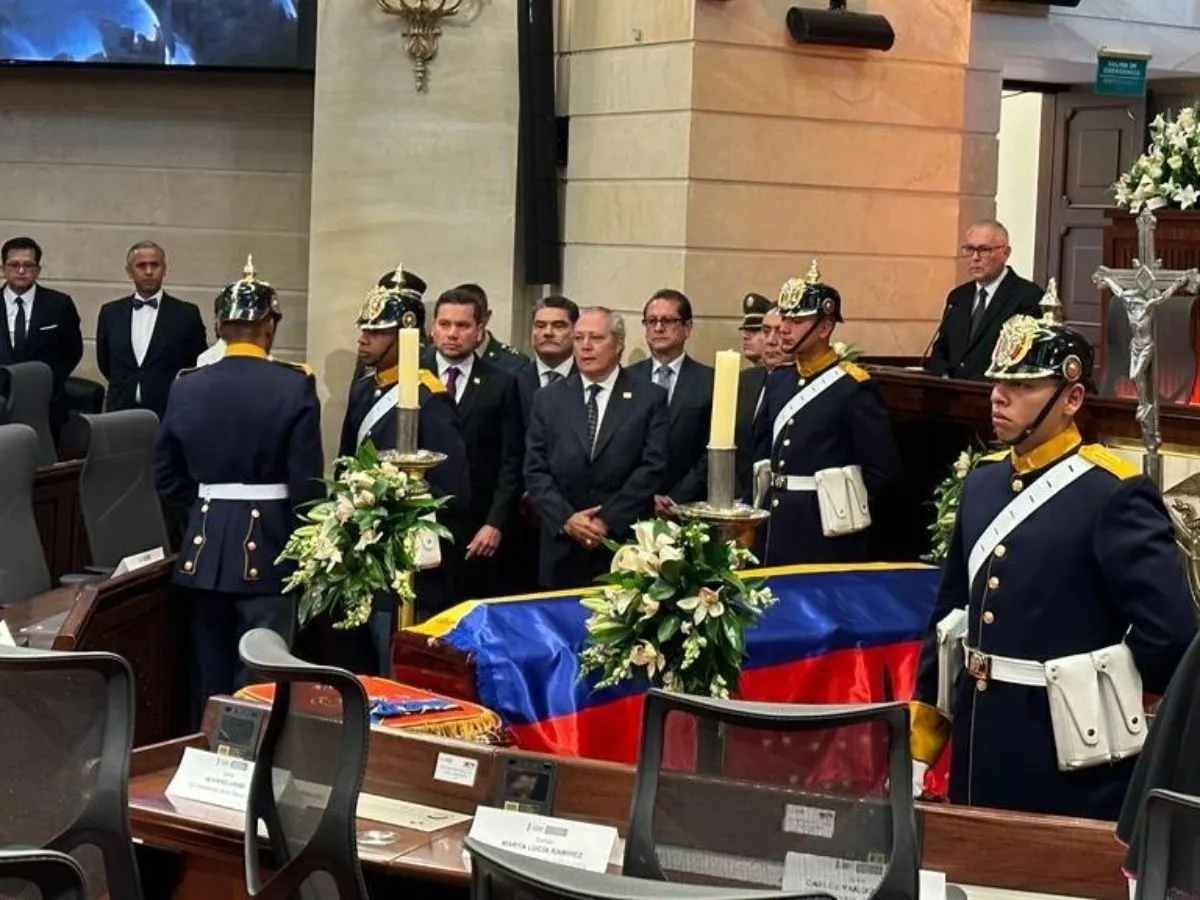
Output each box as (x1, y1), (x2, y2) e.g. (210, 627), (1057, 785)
(235, 675), (503, 742)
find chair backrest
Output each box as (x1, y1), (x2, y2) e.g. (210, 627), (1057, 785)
(2, 362), (57, 466)
(464, 837), (797, 900)
(0, 849), (88, 900)
(1135, 789), (1200, 900)
(77, 410), (168, 568)
(239, 628), (371, 900)
(623, 690), (918, 900)
(0, 644), (142, 900)
(0, 423), (51, 605)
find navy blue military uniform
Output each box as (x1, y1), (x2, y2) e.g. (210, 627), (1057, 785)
(155, 260), (323, 727)
(750, 267), (900, 565)
(911, 303), (1197, 820)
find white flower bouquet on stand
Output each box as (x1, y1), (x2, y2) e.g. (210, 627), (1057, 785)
(1113, 107), (1200, 213)
(578, 518), (778, 698)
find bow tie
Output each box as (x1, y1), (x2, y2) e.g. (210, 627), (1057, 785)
(132, 297), (159, 311)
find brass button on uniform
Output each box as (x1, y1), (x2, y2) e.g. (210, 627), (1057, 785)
(183, 561), (194, 572)
(250, 509), (261, 519)
(771, 499), (780, 509)
(192, 535), (203, 546)
(797, 379), (806, 389)
(783, 439), (791, 447)
(983, 610), (995, 624)
(1011, 479), (1023, 493)
(987, 576), (999, 590)
(200, 504), (209, 514)
(249, 568), (259, 578)
(247, 541), (258, 551)
(994, 544), (1006, 559)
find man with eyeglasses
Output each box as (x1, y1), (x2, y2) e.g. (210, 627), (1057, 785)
(628, 289), (714, 514)
(923, 220), (1045, 380)
(0, 236), (83, 445)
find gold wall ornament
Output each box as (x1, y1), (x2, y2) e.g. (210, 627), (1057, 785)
(374, 0), (464, 92)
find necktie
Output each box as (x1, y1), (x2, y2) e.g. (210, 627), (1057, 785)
(132, 296), (159, 311)
(654, 365), (674, 397)
(13, 296), (26, 351)
(445, 365), (460, 399)
(968, 286), (987, 340)
(544, 370), (562, 387)
(585, 383), (601, 458)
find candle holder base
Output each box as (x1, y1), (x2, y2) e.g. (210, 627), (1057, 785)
(378, 448), (448, 494)
(672, 501), (770, 549)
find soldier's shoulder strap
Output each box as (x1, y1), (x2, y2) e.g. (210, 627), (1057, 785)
(1079, 444), (1139, 480)
(838, 360), (870, 383)
(978, 448), (1009, 464)
(420, 368), (446, 394)
(270, 358), (315, 377)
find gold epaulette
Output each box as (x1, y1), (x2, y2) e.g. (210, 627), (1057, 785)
(1080, 444), (1139, 480)
(909, 700), (952, 765)
(272, 358), (314, 377)
(839, 360), (870, 383)
(419, 368), (446, 394)
(979, 448), (1009, 464)
(176, 366), (199, 379)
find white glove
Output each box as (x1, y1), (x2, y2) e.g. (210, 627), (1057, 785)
(912, 760), (929, 798)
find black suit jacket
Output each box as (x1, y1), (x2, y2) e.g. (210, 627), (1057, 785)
(451, 357), (525, 534)
(96, 292), (208, 420)
(735, 365), (768, 496)
(525, 368), (669, 588)
(516, 358), (576, 424)
(626, 355), (713, 503)
(0, 283), (83, 434)
(924, 268), (1045, 380)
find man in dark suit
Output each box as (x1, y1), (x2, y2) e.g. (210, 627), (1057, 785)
(525, 307), (669, 589)
(924, 220), (1045, 380)
(516, 295), (578, 423)
(0, 236), (83, 443)
(429, 286), (524, 602)
(96, 241), (208, 420)
(735, 293), (773, 497)
(154, 258), (323, 727)
(627, 289), (712, 512)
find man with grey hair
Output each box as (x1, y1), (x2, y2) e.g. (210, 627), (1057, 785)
(924, 219), (1045, 380)
(96, 240), (207, 419)
(525, 306), (669, 588)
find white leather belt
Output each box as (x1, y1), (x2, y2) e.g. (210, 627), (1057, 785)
(964, 644), (1047, 687)
(770, 475), (816, 491)
(198, 483), (289, 501)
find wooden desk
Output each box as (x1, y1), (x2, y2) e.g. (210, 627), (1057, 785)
(1, 559), (190, 746)
(32, 459), (89, 584)
(128, 696), (1128, 900)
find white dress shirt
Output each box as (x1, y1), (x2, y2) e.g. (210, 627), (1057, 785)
(436, 351), (474, 404)
(3, 283), (35, 344)
(535, 356), (573, 387)
(974, 267), (1009, 311)
(130, 290), (163, 366)
(650, 353), (685, 404)
(580, 365), (621, 449)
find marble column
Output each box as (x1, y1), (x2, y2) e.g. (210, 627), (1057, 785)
(306, 0), (521, 446)
(559, 0), (989, 364)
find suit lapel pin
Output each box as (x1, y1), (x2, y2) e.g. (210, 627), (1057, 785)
(622, 391), (633, 399)
(472, 377), (481, 385)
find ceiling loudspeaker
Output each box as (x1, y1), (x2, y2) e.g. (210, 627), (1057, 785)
(786, 2), (895, 52)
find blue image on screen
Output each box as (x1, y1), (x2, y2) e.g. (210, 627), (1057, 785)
(0, 0), (310, 70)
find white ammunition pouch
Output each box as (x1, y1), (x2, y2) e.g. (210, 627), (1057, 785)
(752, 459), (772, 509)
(413, 513), (442, 570)
(935, 607), (969, 717)
(814, 465), (871, 537)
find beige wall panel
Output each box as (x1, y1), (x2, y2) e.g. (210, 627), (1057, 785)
(681, 251), (960, 321)
(692, 44), (967, 130)
(693, 0), (971, 67)
(689, 112), (965, 193)
(565, 44), (695, 115)
(960, 133), (1000, 201)
(561, 245), (687, 315)
(567, 113), (692, 181)
(685, 182), (962, 259)
(963, 66), (1004, 136)
(563, 182), (691, 247)
(567, 0), (693, 51)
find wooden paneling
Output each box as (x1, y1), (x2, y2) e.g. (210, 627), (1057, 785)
(32, 460), (89, 584)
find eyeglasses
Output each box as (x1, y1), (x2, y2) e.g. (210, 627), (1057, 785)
(642, 316), (684, 328)
(960, 245), (1006, 258)
(3, 261), (39, 272)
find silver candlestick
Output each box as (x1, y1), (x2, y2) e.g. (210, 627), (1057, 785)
(673, 446), (769, 548)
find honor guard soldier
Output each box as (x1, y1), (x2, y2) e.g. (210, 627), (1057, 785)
(335, 268), (470, 667)
(750, 261), (900, 565)
(155, 257), (324, 727)
(910, 287), (1197, 820)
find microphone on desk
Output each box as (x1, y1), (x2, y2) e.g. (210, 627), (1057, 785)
(919, 298), (954, 374)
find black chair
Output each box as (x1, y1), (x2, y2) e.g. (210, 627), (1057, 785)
(465, 837), (799, 900)
(76, 410), (169, 570)
(65, 377), (105, 416)
(1, 361), (57, 466)
(0, 643), (143, 900)
(0, 849), (88, 899)
(239, 628), (371, 900)
(0, 423), (52, 606)
(1135, 788), (1200, 900)
(623, 690), (918, 900)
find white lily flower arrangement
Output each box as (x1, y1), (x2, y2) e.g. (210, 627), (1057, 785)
(578, 518), (779, 698)
(1113, 106), (1200, 213)
(277, 440), (451, 629)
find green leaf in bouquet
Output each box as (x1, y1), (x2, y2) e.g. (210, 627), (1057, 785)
(656, 616), (682, 644)
(647, 578), (676, 601)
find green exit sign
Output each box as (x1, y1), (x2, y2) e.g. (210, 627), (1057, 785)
(1095, 49), (1150, 97)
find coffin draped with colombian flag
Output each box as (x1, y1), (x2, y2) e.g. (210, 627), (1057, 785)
(409, 562), (939, 765)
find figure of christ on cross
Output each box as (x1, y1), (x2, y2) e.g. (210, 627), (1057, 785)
(1093, 208), (1200, 488)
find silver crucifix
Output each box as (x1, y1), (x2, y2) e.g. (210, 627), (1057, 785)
(1093, 208), (1200, 489)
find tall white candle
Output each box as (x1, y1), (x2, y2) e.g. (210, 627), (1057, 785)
(397, 327), (420, 409)
(709, 350), (741, 449)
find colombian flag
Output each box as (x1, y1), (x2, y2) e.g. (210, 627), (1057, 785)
(407, 562), (939, 766)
